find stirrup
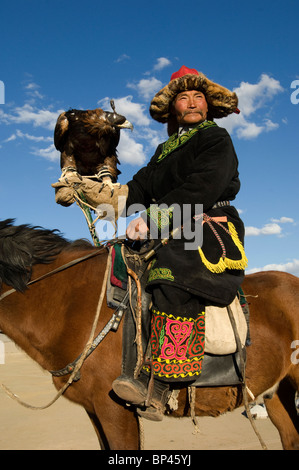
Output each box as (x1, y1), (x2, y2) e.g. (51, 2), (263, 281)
(137, 405), (164, 421)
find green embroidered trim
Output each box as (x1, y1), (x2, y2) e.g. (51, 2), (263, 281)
(148, 267), (174, 283)
(157, 120), (217, 163)
(159, 324), (165, 348)
(151, 308), (205, 323)
(146, 205), (174, 230)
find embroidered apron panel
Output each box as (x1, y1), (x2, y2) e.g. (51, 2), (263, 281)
(145, 308), (205, 379)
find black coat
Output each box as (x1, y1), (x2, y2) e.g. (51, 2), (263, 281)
(126, 121), (247, 306)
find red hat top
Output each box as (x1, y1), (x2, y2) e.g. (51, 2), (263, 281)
(170, 65), (199, 81)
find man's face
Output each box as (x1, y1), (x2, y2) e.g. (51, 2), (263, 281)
(173, 90), (208, 126)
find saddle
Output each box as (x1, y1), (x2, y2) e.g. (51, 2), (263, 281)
(107, 241), (250, 388)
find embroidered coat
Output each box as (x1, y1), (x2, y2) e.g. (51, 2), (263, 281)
(126, 121), (247, 306)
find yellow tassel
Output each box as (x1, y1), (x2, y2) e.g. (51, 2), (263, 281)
(198, 222), (248, 274)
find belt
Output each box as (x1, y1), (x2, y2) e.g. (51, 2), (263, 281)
(212, 201), (231, 209)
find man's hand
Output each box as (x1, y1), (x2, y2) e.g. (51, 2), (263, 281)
(126, 217), (149, 240)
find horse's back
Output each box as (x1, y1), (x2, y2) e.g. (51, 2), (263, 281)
(243, 270), (299, 331)
(242, 271), (299, 392)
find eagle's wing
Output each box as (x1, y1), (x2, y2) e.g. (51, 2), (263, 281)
(54, 112), (69, 151)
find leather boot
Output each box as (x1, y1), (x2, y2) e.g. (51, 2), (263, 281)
(112, 373), (170, 421)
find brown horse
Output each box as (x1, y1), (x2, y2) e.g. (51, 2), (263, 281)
(0, 219), (299, 450)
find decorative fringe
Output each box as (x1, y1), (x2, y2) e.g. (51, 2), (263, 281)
(167, 389), (180, 411)
(198, 222), (248, 274)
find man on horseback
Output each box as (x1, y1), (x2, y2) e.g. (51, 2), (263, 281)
(112, 65), (247, 420)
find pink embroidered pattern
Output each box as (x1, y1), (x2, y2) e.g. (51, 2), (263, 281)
(147, 309), (205, 378)
(160, 318), (193, 361)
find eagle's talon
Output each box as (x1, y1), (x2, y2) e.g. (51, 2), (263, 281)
(98, 183), (105, 193)
(98, 177), (120, 197)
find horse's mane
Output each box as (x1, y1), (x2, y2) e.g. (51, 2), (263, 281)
(0, 219), (92, 292)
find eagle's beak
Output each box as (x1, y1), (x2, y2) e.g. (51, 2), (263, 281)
(117, 119), (134, 131)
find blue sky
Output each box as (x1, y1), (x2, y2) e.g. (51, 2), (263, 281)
(0, 0), (298, 276)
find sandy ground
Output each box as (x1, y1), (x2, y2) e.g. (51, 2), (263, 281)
(0, 334), (283, 451)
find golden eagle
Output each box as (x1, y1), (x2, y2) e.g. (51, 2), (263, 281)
(54, 100), (133, 187)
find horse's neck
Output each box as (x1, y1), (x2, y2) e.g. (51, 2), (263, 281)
(0, 248), (108, 372)
(0, 288), (55, 370)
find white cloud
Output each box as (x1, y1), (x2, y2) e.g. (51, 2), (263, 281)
(271, 217), (294, 224)
(25, 82), (39, 90)
(0, 108), (11, 124)
(31, 144), (59, 162)
(137, 127), (167, 150)
(118, 132), (146, 166)
(3, 133), (17, 143)
(115, 54), (130, 63)
(264, 119), (279, 132)
(236, 120), (264, 139)
(127, 77), (162, 100)
(245, 217), (294, 237)
(246, 259), (299, 276)
(2, 130), (52, 145)
(234, 74), (283, 117)
(245, 222), (282, 236)
(24, 82), (44, 101)
(153, 57), (171, 71)
(218, 74), (284, 140)
(0, 103), (62, 130)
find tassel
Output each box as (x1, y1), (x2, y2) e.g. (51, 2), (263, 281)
(198, 222), (248, 274)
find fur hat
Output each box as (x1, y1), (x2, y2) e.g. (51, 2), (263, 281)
(150, 65), (239, 124)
